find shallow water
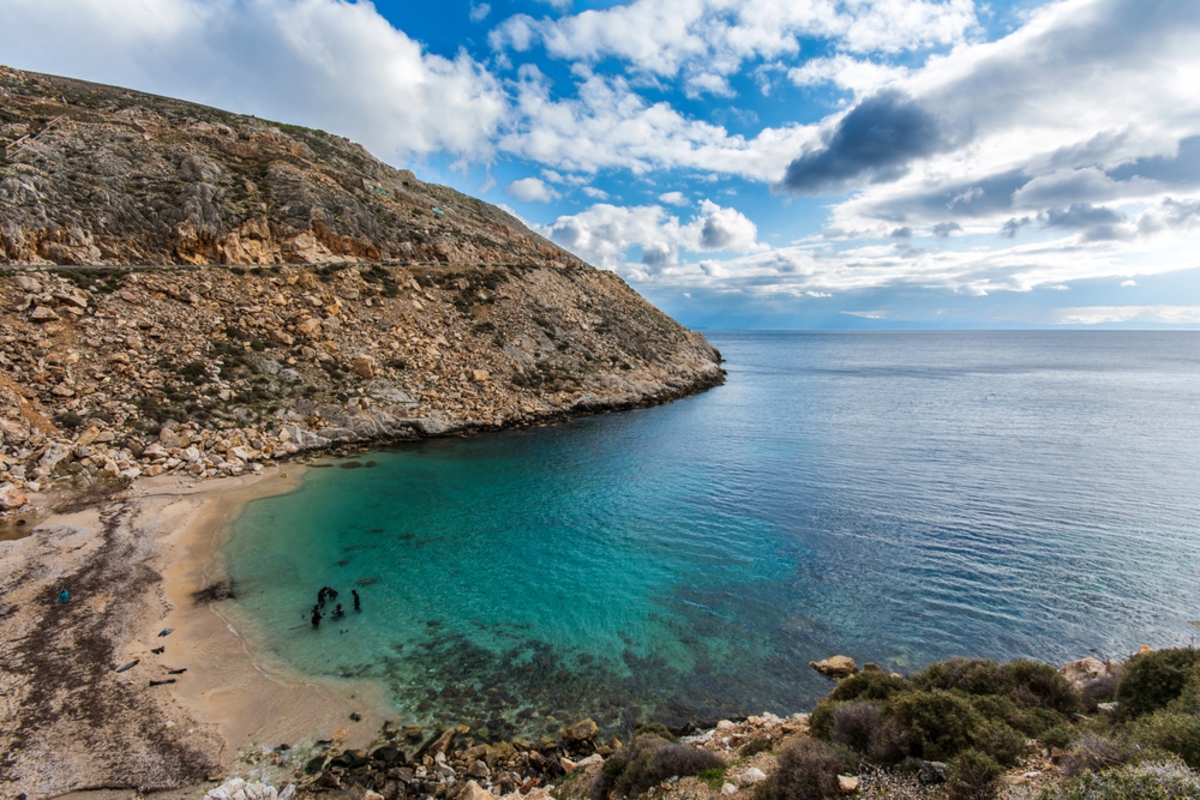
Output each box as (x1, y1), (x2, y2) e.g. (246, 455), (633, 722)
(225, 331), (1200, 738)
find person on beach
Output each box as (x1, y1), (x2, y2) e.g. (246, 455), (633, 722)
(332, 603), (345, 620)
(311, 606), (323, 628)
(317, 588), (327, 607)
(352, 589), (361, 611)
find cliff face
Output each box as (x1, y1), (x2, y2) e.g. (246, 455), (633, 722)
(0, 66), (574, 267)
(0, 67), (724, 504)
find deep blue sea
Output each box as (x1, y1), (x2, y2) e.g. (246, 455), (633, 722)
(224, 331), (1200, 738)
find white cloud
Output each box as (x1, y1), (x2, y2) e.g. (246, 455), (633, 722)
(787, 54), (909, 96)
(538, 199), (764, 271)
(1054, 305), (1200, 325)
(658, 191), (689, 205)
(1120, 280), (1137, 287)
(506, 177), (561, 202)
(469, 3), (490, 22)
(582, 186), (610, 199)
(490, 0), (978, 84)
(0, 0), (508, 161)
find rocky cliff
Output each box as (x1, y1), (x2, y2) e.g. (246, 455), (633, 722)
(0, 66), (724, 510)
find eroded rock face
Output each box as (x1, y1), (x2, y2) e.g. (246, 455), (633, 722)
(0, 70), (726, 504)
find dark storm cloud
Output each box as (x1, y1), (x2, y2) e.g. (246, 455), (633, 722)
(775, 91), (950, 195)
(932, 222), (962, 238)
(889, 227), (913, 238)
(1043, 204), (1125, 230)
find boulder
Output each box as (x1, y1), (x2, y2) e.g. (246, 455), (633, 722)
(563, 718), (599, 744)
(467, 760), (489, 779)
(0, 483), (28, 510)
(738, 768), (767, 788)
(809, 655), (858, 679)
(721, 783), (738, 796)
(30, 306), (58, 321)
(837, 775), (859, 794)
(1059, 657), (1110, 689)
(456, 781), (492, 800)
(352, 354), (376, 379)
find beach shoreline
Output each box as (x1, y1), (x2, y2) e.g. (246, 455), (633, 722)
(0, 466), (394, 799)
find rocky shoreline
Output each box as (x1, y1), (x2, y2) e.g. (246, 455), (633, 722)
(0, 262), (724, 521)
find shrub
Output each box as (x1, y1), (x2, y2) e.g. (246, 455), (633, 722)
(808, 700), (836, 741)
(1040, 722), (1076, 751)
(912, 658), (1079, 714)
(830, 702), (881, 756)
(741, 737), (773, 757)
(1039, 760), (1200, 800)
(829, 671), (909, 703)
(947, 749), (1003, 800)
(1130, 710), (1200, 768)
(1117, 648), (1200, 719)
(1058, 733), (1135, 778)
(633, 722), (677, 743)
(885, 690), (984, 763)
(755, 739), (843, 800)
(602, 734), (723, 799)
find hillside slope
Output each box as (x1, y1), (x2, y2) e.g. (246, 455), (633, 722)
(0, 67), (723, 505)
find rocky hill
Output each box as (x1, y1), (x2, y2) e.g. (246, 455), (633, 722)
(0, 66), (724, 512)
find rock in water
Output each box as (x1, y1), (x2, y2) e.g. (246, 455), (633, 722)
(809, 655), (858, 679)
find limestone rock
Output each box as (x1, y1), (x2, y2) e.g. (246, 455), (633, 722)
(810, 655), (858, 679)
(721, 783), (738, 796)
(351, 354), (376, 379)
(837, 775), (859, 794)
(738, 768), (767, 788)
(563, 718), (599, 744)
(1060, 657), (1111, 689)
(0, 483), (28, 510)
(456, 781), (492, 800)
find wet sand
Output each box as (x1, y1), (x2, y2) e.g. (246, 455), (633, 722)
(0, 467), (392, 799)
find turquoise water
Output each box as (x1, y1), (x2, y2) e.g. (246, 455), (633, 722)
(225, 331), (1200, 738)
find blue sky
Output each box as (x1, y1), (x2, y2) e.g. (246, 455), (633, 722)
(4, 0), (1200, 329)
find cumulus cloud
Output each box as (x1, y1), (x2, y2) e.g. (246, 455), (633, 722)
(506, 177), (560, 202)
(490, 0), (977, 83)
(1121, 280), (1137, 287)
(658, 191), (688, 205)
(0, 0), (509, 162)
(539, 199), (763, 271)
(582, 186), (610, 200)
(787, 54), (909, 97)
(932, 221), (962, 238)
(775, 90), (951, 195)
(469, 3), (490, 22)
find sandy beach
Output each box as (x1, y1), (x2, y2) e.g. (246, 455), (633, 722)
(0, 467), (393, 799)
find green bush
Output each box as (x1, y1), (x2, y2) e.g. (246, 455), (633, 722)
(596, 733), (723, 799)
(1130, 710), (1200, 768)
(1041, 722), (1076, 751)
(885, 690), (986, 763)
(829, 671), (909, 702)
(754, 739), (843, 800)
(948, 749), (1003, 800)
(912, 658), (1079, 714)
(808, 700), (836, 741)
(1117, 648), (1200, 719)
(1039, 760), (1200, 800)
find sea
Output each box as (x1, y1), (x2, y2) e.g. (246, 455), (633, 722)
(223, 331), (1200, 739)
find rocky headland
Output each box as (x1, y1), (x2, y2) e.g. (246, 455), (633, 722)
(0, 65), (724, 517)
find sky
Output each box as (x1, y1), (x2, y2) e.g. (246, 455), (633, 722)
(4, 0), (1200, 329)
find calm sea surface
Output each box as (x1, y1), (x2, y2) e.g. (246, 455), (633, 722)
(225, 331), (1200, 737)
